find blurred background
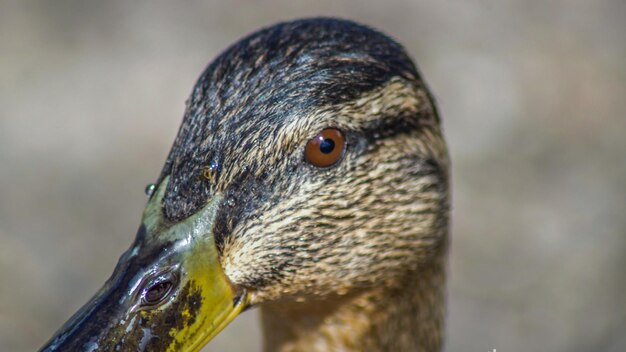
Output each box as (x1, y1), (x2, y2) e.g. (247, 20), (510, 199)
(1, 0), (625, 351)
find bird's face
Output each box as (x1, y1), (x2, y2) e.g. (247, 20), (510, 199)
(218, 77), (448, 304)
(40, 18), (449, 352)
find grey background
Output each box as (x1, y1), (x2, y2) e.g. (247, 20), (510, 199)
(1, 0), (625, 351)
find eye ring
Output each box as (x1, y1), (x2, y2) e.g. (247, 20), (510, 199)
(140, 271), (177, 308)
(304, 128), (346, 167)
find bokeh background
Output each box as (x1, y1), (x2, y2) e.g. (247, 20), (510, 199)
(1, 0), (625, 351)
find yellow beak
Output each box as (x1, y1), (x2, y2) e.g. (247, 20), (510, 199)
(40, 178), (249, 352)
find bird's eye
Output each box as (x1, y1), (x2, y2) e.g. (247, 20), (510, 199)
(141, 271), (177, 307)
(304, 128), (346, 167)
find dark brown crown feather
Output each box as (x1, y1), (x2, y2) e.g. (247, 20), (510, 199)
(158, 18), (430, 223)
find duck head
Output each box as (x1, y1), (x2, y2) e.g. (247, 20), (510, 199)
(41, 17), (449, 352)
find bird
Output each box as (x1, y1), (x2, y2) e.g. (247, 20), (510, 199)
(40, 17), (450, 352)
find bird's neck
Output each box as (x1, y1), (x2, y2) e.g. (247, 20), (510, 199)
(260, 254), (446, 352)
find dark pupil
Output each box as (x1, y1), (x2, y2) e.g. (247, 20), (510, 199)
(319, 138), (335, 154)
(145, 281), (171, 303)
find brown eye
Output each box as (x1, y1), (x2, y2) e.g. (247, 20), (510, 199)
(141, 272), (176, 307)
(304, 128), (346, 167)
